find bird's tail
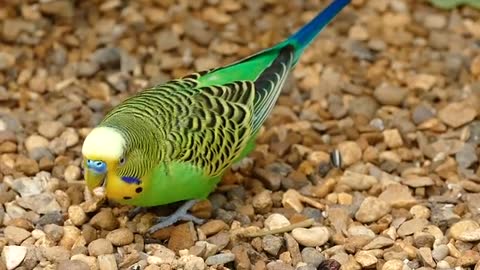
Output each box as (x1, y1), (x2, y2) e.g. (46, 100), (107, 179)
(284, 0), (351, 64)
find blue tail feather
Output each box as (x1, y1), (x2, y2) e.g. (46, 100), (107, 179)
(287, 0), (351, 62)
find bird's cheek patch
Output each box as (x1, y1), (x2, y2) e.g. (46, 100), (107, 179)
(121, 176), (142, 185)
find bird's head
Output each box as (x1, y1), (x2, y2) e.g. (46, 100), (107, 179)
(81, 126), (127, 191)
(81, 126), (149, 204)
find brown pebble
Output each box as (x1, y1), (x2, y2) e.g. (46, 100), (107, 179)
(231, 245), (251, 270)
(57, 260), (90, 270)
(150, 226), (175, 240)
(167, 222), (197, 253)
(90, 209), (119, 230)
(284, 233), (302, 266)
(199, 220), (229, 237)
(98, 254), (118, 270)
(106, 228), (134, 246)
(191, 200), (213, 219)
(42, 246), (71, 262)
(14, 156), (39, 176)
(87, 238), (114, 256)
(4, 226), (31, 245)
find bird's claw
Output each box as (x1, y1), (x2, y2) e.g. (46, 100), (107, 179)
(147, 199), (205, 234)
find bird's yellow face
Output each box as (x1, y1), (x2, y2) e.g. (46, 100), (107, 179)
(82, 154), (116, 191)
(81, 126), (147, 204)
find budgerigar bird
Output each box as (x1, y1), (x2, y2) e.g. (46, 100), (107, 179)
(82, 0), (351, 234)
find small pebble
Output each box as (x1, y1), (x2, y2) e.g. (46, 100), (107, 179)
(252, 190), (273, 214)
(381, 259), (403, 270)
(354, 250), (377, 267)
(382, 129), (404, 148)
(4, 226), (31, 245)
(97, 254), (118, 270)
(355, 197), (391, 223)
(397, 218), (429, 237)
(68, 205), (88, 226)
(449, 220), (480, 241)
(64, 165), (81, 182)
(432, 244), (449, 261)
(339, 171), (377, 191)
(2, 245), (27, 270)
(337, 141), (362, 167)
(168, 222), (197, 253)
(291, 227), (330, 247)
(90, 209), (119, 230)
(106, 228), (134, 246)
(264, 213), (291, 230)
(205, 252), (235, 265)
(42, 246), (71, 262)
(373, 83), (407, 106)
(199, 220), (229, 236)
(37, 121), (64, 139)
(301, 247), (325, 267)
(57, 260), (90, 270)
(262, 235), (283, 256)
(438, 102), (477, 128)
(44, 224), (64, 242)
(88, 238), (114, 256)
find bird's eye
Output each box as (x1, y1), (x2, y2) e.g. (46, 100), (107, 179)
(119, 156), (126, 166)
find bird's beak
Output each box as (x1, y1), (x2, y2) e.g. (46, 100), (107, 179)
(83, 159), (106, 191)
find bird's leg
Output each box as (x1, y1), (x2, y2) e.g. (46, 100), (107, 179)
(147, 199), (205, 234)
(127, 206), (146, 219)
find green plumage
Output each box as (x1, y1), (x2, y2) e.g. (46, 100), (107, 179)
(84, 0), (350, 207)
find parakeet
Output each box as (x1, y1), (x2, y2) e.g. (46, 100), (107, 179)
(82, 0), (350, 234)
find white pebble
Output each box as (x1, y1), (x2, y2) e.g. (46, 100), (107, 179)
(264, 213), (290, 230)
(292, 227), (330, 247)
(2, 245), (27, 270)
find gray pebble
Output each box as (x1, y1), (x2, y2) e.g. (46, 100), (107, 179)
(35, 211), (64, 226)
(44, 224), (64, 242)
(87, 99), (106, 112)
(91, 47), (121, 68)
(455, 143), (478, 169)
(262, 235), (283, 256)
(301, 207), (323, 222)
(208, 193), (227, 210)
(443, 53), (464, 79)
(301, 247), (325, 267)
(205, 253), (235, 265)
(432, 244), (449, 261)
(468, 121), (480, 145)
(342, 40), (376, 61)
(49, 46), (67, 66)
(412, 104), (435, 125)
(214, 209), (236, 224)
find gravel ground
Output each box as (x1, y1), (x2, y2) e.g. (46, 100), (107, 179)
(1, 0), (480, 269)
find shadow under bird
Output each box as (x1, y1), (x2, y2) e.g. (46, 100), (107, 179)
(82, 0), (351, 234)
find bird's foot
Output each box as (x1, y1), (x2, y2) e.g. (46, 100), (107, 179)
(147, 199), (205, 234)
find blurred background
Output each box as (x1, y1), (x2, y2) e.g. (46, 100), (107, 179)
(1, 0), (480, 269)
